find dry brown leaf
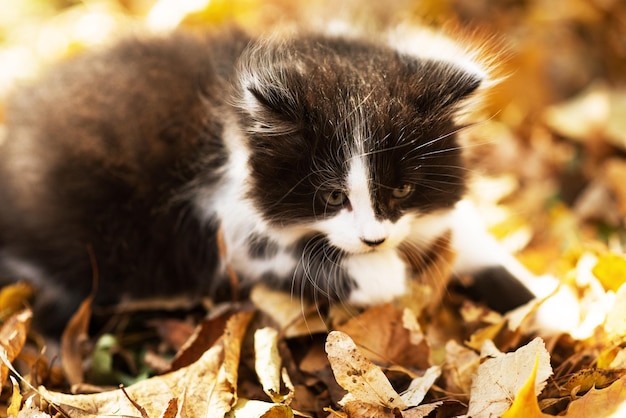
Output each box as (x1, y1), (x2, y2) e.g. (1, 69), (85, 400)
(543, 83), (611, 142)
(207, 310), (255, 415)
(442, 340), (480, 396)
(119, 384), (150, 418)
(250, 284), (328, 337)
(543, 368), (626, 399)
(399, 366), (441, 407)
(341, 400), (396, 417)
(255, 327), (293, 404)
(40, 343), (224, 417)
(605, 159), (626, 218)
(401, 402), (445, 418)
(61, 296), (93, 387)
(159, 398), (179, 418)
(0, 309), (32, 393)
(564, 375), (626, 417)
(325, 331), (407, 410)
(149, 318), (195, 352)
(465, 338), (552, 418)
(336, 304), (430, 370)
(169, 307), (234, 371)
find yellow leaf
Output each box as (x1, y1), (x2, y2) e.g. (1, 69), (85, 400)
(0, 283), (34, 321)
(465, 321), (505, 352)
(8, 376), (22, 418)
(0, 309), (32, 393)
(467, 338), (552, 417)
(593, 253), (626, 292)
(502, 351), (552, 418)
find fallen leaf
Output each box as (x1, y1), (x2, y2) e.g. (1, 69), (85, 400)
(325, 331), (407, 410)
(604, 159), (626, 217)
(501, 349), (552, 418)
(0, 283), (34, 321)
(0, 309), (32, 393)
(401, 401), (445, 418)
(543, 83), (611, 143)
(158, 398), (179, 418)
(336, 304), (430, 370)
(542, 369), (626, 399)
(254, 327), (293, 404)
(341, 400), (396, 417)
(228, 399), (294, 418)
(149, 318), (196, 352)
(593, 253), (626, 293)
(465, 321), (506, 352)
(8, 376), (22, 417)
(564, 375), (626, 417)
(399, 365), (441, 407)
(40, 343), (224, 417)
(119, 384), (150, 418)
(16, 396), (50, 418)
(465, 337), (553, 417)
(442, 340), (480, 396)
(61, 296), (93, 387)
(169, 307), (234, 371)
(207, 310), (255, 415)
(250, 284), (328, 337)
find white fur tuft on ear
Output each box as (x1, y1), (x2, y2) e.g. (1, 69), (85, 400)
(234, 39), (306, 135)
(387, 24), (503, 91)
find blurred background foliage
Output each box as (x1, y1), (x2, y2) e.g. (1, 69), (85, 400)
(1, 0), (626, 274)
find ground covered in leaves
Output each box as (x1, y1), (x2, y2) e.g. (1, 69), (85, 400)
(2, 0), (626, 417)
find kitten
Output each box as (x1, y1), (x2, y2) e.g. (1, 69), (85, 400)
(0, 27), (535, 334)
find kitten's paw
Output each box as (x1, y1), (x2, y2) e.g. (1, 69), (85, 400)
(344, 249), (408, 305)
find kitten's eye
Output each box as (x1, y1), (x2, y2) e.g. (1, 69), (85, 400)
(392, 184), (414, 199)
(323, 190), (348, 207)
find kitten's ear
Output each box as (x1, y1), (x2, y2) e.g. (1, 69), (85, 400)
(235, 43), (304, 135)
(407, 59), (484, 111)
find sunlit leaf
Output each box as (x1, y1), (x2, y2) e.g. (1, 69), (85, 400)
(0, 309), (32, 393)
(325, 331), (407, 410)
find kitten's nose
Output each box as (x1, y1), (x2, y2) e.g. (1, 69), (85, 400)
(362, 237), (386, 247)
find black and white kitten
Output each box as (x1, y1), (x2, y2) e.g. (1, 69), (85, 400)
(0, 27), (535, 333)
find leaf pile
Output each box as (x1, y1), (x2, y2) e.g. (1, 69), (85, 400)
(2, 0), (626, 417)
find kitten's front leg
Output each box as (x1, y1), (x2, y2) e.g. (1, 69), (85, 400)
(448, 199), (571, 314)
(344, 249), (410, 305)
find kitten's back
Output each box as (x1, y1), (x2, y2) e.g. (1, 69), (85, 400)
(0, 29), (249, 331)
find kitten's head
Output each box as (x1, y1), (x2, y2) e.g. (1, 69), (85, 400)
(234, 34), (484, 254)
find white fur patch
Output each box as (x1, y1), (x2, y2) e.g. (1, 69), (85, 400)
(387, 25), (489, 85)
(344, 248), (408, 305)
(316, 155), (403, 254)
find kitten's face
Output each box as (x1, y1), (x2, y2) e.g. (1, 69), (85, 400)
(236, 36), (482, 254)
